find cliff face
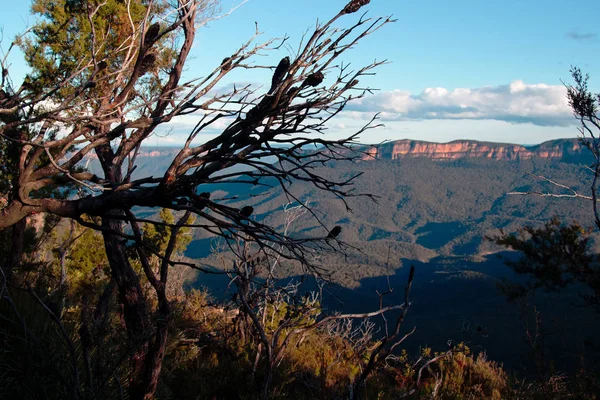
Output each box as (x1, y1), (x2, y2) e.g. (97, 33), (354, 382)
(362, 138), (586, 162)
(81, 140), (588, 171)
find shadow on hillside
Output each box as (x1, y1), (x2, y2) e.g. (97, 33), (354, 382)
(416, 221), (469, 249)
(189, 252), (600, 377)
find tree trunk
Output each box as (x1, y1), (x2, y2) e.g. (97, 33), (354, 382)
(260, 366), (273, 400)
(102, 213), (170, 400)
(102, 215), (151, 399)
(4, 217), (26, 283)
(140, 320), (169, 400)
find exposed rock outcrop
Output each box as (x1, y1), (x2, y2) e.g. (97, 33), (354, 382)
(362, 138), (586, 162)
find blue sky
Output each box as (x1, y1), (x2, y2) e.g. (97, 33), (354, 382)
(2, 0), (600, 144)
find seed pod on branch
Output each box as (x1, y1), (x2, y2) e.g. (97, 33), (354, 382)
(239, 206), (254, 218)
(139, 53), (156, 76)
(186, 191), (210, 210)
(175, 197), (191, 207)
(270, 56), (290, 93)
(97, 60), (108, 72)
(144, 22), (160, 47)
(342, 0), (370, 14)
(301, 72), (324, 88)
(221, 57), (233, 72)
(408, 265), (415, 284)
(327, 226), (342, 239)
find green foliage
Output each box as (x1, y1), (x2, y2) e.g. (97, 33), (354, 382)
(3, 270), (599, 400)
(160, 289), (361, 399)
(430, 344), (507, 399)
(142, 208), (194, 256)
(65, 227), (107, 273)
(494, 217), (600, 307)
(18, 0), (169, 100)
(0, 99), (28, 204)
(509, 365), (600, 400)
(64, 225), (110, 296)
(567, 67), (599, 120)
(160, 295), (518, 400)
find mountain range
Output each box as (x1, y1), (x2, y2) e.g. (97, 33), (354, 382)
(87, 137), (590, 170)
(175, 137), (599, 374)
(98, 137), (594, 274)
(362, 138), (589, 162)
(108, 137), (595, 283)
(85, 137), (598, 372)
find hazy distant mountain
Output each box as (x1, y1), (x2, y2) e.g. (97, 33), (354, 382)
(105, 138), (595, 283)
(180, 137), (598, 373)
(180, 138), (593, 281)
(83, 138), (590, 178)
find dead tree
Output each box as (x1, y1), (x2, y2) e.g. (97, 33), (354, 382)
(215, 203), (416, 399)
(0, 1), (393, 398)
(226, 249), (416, 400)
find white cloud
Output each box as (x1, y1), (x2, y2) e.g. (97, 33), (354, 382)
(147, 81), (579, 145)
(348, 81), (573, 127)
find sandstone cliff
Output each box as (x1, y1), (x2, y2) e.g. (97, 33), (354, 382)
(362, 138), (586, 162)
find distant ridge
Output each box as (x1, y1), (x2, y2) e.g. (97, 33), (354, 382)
(82, 138), (586, 163)
(362, 138), (587, 163)
(81, 138), (590, 179)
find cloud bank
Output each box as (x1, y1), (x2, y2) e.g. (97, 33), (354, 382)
(348, 81), (573, 127)
(155, 81), (578, 145)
